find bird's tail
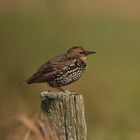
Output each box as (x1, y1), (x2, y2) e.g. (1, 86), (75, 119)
(18, 79), (28, 86)
(22, 80), (28, 85)
(22, 76), (36, 85)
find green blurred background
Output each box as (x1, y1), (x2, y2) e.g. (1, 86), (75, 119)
(0, 0), (140, 139)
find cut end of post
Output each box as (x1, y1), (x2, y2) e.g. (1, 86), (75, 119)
(40, 90), (80, 112)
(40, 90), (79, 98)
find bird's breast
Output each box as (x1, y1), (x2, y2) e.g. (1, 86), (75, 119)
(47, 60), (86, 87)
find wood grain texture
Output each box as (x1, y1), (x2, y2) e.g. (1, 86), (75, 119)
(39, 91), (87, 140)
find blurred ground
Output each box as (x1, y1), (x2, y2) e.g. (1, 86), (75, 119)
(0, 0), (140, 140)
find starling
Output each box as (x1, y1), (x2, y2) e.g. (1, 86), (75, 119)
(25, 46), (96, 91)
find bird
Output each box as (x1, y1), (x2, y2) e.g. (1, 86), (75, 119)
(24, 46), (96, 91)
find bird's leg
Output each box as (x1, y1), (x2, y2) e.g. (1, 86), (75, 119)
(56, 87), (65, 92)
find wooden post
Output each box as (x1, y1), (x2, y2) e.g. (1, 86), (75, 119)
(39, 91), (87, 140)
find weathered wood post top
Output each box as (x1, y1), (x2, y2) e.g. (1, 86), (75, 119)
(39, 90), (87, 140)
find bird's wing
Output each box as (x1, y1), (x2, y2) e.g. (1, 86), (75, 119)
(26, 60), (59, 84)
(26, 55), (76, 84)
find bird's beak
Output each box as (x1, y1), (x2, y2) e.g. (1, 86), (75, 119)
(86, 51), (96, 55)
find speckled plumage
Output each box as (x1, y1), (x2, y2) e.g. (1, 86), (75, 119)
(25, 46), (96, 91)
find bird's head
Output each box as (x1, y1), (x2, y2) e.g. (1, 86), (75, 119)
(67, 46), (96, 60)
